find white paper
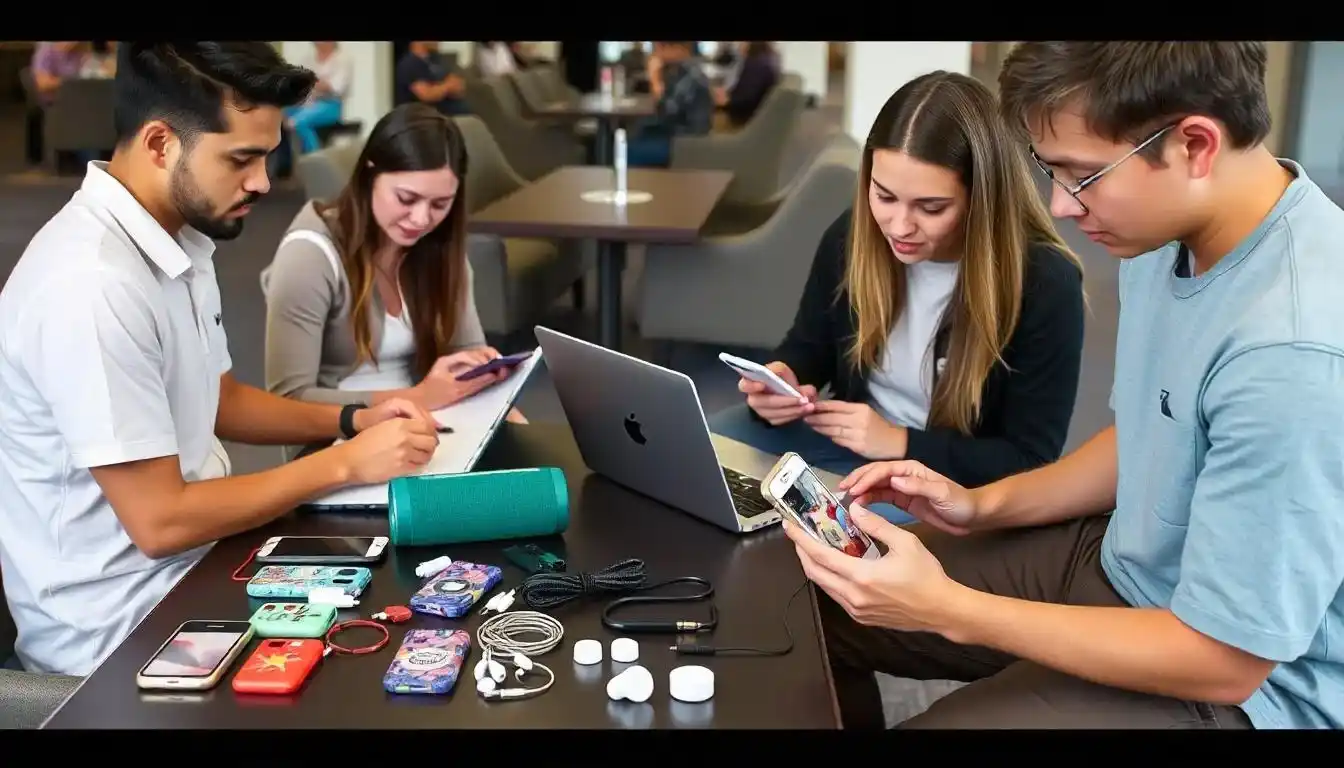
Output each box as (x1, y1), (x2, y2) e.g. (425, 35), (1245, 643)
(306, 348), (543, 509)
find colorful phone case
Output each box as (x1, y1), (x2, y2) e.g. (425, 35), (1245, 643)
(232, 638), (324, 695)
(382, 629), (471, 695)
(247, 602), (338, 638)
(409, 561), (503, 619)
(245, 565), (372, 600)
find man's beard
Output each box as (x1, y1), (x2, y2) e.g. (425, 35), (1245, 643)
(170, 165), (260, 241)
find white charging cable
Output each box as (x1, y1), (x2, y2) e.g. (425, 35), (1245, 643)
(472, 610), (563, 701)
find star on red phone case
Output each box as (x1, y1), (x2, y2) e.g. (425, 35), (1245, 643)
(231, 638), (324, 695)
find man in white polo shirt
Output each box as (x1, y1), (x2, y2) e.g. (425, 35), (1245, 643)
(0, 43), (441, 676)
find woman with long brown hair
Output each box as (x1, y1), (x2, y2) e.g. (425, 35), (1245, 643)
(713, 71), (1086, 522)
(263, 103), (523, 458)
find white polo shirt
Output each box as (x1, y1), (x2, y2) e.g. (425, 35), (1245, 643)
(0, 163), (232, 675)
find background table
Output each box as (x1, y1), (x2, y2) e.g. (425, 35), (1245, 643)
(469, 166), (733, 350)
(43, 424), (839, 730)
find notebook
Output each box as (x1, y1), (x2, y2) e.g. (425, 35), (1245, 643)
(304, 348), (543, 510)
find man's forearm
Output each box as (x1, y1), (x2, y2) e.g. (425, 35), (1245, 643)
(975, 425), (1118, 530)
(216, 375), (341, 445)
(936, 586), (1267, 706)
(155, 451), (351, 557)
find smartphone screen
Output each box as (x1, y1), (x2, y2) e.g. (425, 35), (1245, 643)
(140, 621), (251, 678)
(267, 536), (378, 560)
(776, 462), (878, 559)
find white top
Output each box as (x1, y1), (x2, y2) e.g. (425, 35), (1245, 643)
(866, 259), (961, 429)
(303, 47), (353, 102)
(476, 43), (517, 77)
(338, 310), (416, 391)
(0, 162), (232, 675)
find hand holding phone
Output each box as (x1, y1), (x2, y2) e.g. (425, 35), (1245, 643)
(720, 355), (817, 426)
(456, 350), (532, 381)
(414, 353), (508, 410)
(762, 452), (880, 560)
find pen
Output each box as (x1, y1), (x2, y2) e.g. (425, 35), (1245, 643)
(437, 425), (454, 434)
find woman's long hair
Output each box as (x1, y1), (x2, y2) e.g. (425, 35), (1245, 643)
(844, 71), (1081, 436)
(318, 103), (470, 382)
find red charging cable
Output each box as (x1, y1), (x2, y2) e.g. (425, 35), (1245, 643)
(325, 606), (412, 656)
(231, 547), (261, 581)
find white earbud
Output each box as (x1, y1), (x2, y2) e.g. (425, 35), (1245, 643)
(514, 667), (528, 681)
(476, 677), (497, 694)
(473, 653), (506, 684)
(606, 664), (654, 704)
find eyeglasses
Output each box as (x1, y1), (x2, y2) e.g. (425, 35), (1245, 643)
(1029, 123), (1177, 214)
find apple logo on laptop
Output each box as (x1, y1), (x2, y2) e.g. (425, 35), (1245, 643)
(623, 413), (646, 445)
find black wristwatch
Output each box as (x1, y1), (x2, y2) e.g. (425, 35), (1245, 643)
(339, 403), (367, 440)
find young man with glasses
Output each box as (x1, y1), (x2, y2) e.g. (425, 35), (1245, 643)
(782, 42), (1344, 729)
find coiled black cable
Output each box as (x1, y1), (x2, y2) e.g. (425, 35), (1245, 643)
(517, 558), (649, 610)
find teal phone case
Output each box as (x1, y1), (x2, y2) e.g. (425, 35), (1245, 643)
(248, 602), (338, 638)
(245, 565), (373, 600)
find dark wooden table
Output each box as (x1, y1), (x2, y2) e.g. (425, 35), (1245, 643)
(534, 94), (655, 166)
(469, 166), (733, 350)
(43, 424), (838, 730)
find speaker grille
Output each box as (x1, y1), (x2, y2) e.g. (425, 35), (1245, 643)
(390, 467), (569, 546)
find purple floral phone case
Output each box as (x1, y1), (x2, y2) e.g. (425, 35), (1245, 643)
(409, 561), (503, 619)
(382, 629), (471, 695)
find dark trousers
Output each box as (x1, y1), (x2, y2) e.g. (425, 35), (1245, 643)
(824, 515), (1255, 729)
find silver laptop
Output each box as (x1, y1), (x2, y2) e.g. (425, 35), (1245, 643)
(535, 326), (781, 534)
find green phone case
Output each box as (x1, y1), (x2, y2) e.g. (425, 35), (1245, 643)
(248, 602), (338, 638)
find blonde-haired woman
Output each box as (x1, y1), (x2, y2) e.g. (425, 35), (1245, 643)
(712, 70), (1085, 521)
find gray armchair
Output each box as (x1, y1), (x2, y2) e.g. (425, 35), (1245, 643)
(453, 116), (589, 341)
(40, 77), (117, 171)
(534, 65), (582, 104)
(637, 133), (861, 349)
(294, 140), (362, 203)
(0, 572), (81, 729)
(670, 83), (808, 206)
(462, 76), (586, 182)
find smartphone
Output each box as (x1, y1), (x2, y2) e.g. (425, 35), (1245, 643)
(231, 638), (324, 695)
(247, 602), (338, 639)
(718, 352), (804, 399)
(254, 535), (388, 565)
(136, 620), (255, 691)
(245, 565), (373, 600)
(409, 561), (503, 619)
(456, 351), (533, 381)
(382, 629), (472, 695)
(761, 452), (880, 560)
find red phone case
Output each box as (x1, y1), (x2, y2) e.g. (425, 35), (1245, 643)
(231, 638), (324, 695)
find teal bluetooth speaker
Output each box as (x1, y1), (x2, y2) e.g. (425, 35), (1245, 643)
(388, 467), (570, 546)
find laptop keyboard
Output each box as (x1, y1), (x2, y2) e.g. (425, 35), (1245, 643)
(722, 467), (775, 518)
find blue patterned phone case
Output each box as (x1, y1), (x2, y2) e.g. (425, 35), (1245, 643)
(246, 565), (373, 600)
(409, 561), (503, 618)
(382, 629), (471, 695)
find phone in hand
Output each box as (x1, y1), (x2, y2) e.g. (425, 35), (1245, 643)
(456, 351), (533, 381)
(136, 620), (255, 691)
(718, 352), (804, 399)
(761, 452), (880, 560)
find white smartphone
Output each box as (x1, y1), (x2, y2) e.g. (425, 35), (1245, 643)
(718, 352), (804, 399)
(135, 620), (255, 691)
(254, 535), (388, 565)
(761, 452), (880, 560)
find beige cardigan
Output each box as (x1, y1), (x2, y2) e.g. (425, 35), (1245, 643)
(261, 201), (487, 408)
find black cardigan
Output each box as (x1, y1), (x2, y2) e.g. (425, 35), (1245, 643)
(766, 209), (1086, 488)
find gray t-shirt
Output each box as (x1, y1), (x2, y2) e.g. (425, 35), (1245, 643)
(1103, 159), (1344, 729)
